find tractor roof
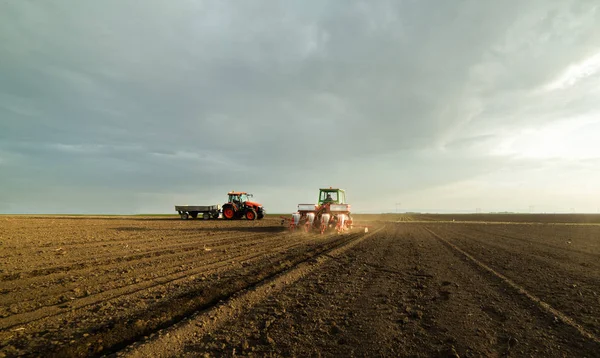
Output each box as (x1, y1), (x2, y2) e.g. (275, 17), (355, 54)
(228, 191), (248, 195)
(319, 188), (345, 192)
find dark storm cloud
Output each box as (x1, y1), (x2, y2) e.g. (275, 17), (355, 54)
(1, 0), (599, 213)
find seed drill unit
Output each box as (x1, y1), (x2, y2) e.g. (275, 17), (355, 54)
(286, 187), (359, 234)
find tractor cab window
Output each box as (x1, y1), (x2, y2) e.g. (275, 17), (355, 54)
(320, 191), (338, 203)
(229, 194), (250, 204)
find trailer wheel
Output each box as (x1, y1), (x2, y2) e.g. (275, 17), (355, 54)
(211, 211), (220, 219)
(180, 212), (189, 220)
(202, 212), (210, 220)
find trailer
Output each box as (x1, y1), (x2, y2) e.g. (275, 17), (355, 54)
(175, 205), (220, 220)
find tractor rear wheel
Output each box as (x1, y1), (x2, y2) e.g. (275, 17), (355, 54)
(245, 209), (257, 221)
(223, 206), (235, 220)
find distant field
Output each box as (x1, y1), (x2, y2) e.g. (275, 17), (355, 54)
(414, 213), (600, 223)
(350, 213), (600, 224)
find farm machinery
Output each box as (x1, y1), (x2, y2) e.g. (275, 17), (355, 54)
(175, 191), (266, 220)
(284, 187), (366, 234)
(222, 191), (266, 220)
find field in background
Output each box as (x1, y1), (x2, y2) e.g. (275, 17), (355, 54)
(1, 214), (599, 357)
(415, 213), (600, 223)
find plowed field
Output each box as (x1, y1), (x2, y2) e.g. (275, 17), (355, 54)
(1, 215), (599, 357)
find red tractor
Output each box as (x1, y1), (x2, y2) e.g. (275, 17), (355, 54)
(222, 191), (266, 220)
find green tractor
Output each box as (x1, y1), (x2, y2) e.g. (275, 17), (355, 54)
(289, 187), (353, 233)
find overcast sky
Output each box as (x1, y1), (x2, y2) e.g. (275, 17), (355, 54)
(1, 0), (600, 214)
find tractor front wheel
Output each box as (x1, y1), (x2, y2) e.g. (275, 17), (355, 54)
(245, 209), (257, 221)
(223, 207), (235, 220)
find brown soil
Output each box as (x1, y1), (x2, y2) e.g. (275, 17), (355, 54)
(1, 216), (599, 357)
(417, 213), (600, 224)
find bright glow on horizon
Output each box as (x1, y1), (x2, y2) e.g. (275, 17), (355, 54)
(492, 117), (600, 160)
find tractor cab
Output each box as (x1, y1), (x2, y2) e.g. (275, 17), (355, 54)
(318, 188), (347, 205)
(228, 192), (252, 205)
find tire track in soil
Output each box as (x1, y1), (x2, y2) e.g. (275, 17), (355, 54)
(425, 227), (600, 345)
(1, 221), (283, 275)
(1, 229), (332, 327)
(1, 220), (285, 312)
(170, 224), (600, 357)
(462, 224), (600, 259)
(1, 230), (275, 279)
(0, 228), (323, 324)
(66, 232), (360, 358)
(1, 236), (305, 330)
(431, 223), (600, 336)
(173, 224), (456, 356)
(1, 231), (264, 290)
(1, 231), (293, 310)
(0, 228), (367, 357)
(120, 227), (385, 358)
(0, 218), (282, 273)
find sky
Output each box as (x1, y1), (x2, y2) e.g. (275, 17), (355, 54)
(1, 0), (600, 214)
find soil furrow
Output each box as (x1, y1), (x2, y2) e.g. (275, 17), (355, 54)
(0, 234), (320, 328)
